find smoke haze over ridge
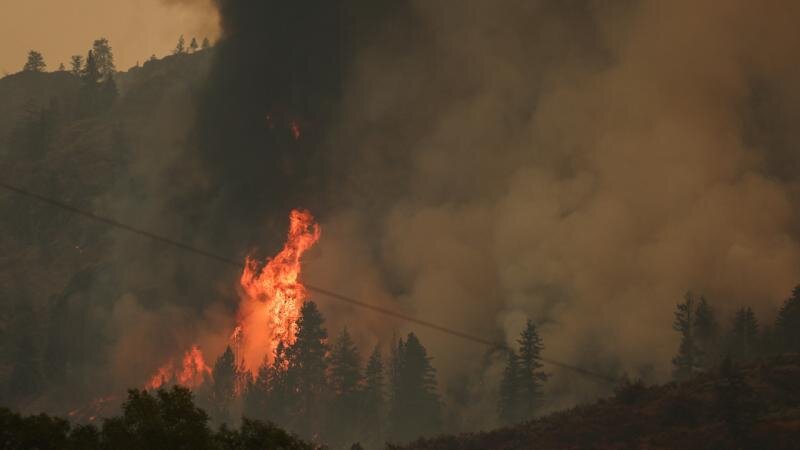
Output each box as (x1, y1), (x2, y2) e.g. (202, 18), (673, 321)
(4, 0), (800, 431)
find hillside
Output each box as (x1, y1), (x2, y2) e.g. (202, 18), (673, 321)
(0, 50), (214, 410)
(399, 355), (800, 450)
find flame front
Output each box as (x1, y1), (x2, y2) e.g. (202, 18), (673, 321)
(237, 209), (321, 375)
(146, 345), (212, 390)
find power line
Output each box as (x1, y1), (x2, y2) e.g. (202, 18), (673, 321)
(0, 180), (618, 384)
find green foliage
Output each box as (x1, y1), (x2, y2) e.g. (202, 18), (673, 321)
(23, 50), (46, 72)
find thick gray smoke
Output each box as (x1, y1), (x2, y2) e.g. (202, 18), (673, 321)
(11, 0), (800, 431)
(303, 0), (800, 416)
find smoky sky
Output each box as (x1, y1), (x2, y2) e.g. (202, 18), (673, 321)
(18, 0), (800, 428)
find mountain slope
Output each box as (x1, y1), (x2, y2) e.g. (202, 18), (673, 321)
(400, 355), (800, 450)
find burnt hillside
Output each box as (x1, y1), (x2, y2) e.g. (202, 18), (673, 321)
(400, 354), (800, 450)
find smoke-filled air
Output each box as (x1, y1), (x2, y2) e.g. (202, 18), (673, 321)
(3, 1), (800, 449)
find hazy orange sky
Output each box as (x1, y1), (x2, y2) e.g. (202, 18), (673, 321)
(0, 0), (219, 75)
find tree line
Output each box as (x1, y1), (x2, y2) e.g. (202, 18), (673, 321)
(19, 35), (211, 76)
(671, 285), (800, 381)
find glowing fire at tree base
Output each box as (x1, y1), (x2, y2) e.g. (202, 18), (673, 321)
(145, 209), (321, 390)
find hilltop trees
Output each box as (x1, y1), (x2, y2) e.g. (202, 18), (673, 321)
(92, 38), (116, 80)
(23, 50), (46, 72)
(174, 35), (186, 55)
(498, 319), (548, 424)
(69, 55), (83, 75)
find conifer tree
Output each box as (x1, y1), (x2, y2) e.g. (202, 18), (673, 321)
(92, 38), (115, 80)
(327, 328), (363, 447)
(285, 301), (328, 438)
(776, 285), (800, 352)
(517, 320), (548, 419)
(23, 51), (46, 72)
(81, 50), (100, 85)
(190, 37), (199, 53)
(201, 37), (211, 50)
(728, 307), (759, 362)
(211, 346), (237, 425)
(498, 350), (522, 424)
(672, 291), (701, 381)
(58, 63), (65, 71)
(694, 296), (719, 370)
(69, 55), (83, 76)
(362, 345), (385, 446)
(388, 333), (441, 441)
(174, 35), (186, 55)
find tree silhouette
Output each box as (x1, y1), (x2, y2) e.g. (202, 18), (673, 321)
(776, 285), (800, 352)
(174, 35), (186, 55)
(201, 37), (211, 50)
(92, 38), (115, 80)
(694, 296), (719, 369)
(210, 346), (238, 425)
(23, 50), (46, 72)
(498, 350), (522, 424)
(673, 291), (701, 381)
(728, 307), (759, 362)
(362, 345), (386, 446)
(190, 37), (199, 53)
(517, 320), (548, 419)
(388, 333), (441, 441)
(327, 328), (363, 446)
(285, 301), (328, 438)
(69, 55), (83, 76)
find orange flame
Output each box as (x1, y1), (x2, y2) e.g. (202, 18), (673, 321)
(290, 120), (301, 140)
(237, 209), (321, 375)
(146, 345), (212, 390)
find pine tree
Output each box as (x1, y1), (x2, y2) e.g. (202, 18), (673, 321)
(174, 35), (186, 55)
(23, 50), (46, 72)
(517, 320), (548, 419)
(776, 285), (800, 352)
(69, 55), (83, 76)
(58, 63), (65, 71)
(81, 50), (100, 85)
(362, 345), (385, 446)
(201, 37), (211, 50)
(92, 38), (115, 80)
(285, 301), (328, 438)
(190, 37), (199, 53)
(498, 350), (522, 424)
(388, 333), (441, 442)
(211, 346), (237, 425)
(672, 291), (701, 381)
(327, 328), (363, 447)
(694, 296), (719, 370)
(728, 307), (759, 362)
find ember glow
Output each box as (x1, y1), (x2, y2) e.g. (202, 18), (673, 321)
(237, 209), (321, 375)
(145, 345), (212, 390)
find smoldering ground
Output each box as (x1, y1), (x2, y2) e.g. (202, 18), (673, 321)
(10, 0), (800, 432)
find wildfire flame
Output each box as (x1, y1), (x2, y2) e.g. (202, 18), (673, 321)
(237, 209), (321, 375)
(142, 209), (320, 388)
(146, 345), (212, 390)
